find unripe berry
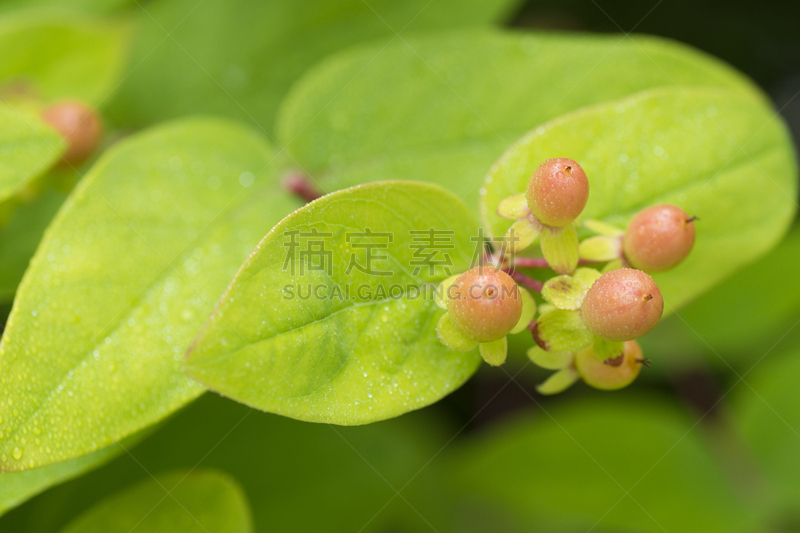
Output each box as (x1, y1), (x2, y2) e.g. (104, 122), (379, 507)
(447, 266), (522, 343)
(581, 268), (663, 342)
(41, 101), (103, 163)
(575, 341), (643, 390)
(526, 158), (589, 227)
(624, 204), (696, 272)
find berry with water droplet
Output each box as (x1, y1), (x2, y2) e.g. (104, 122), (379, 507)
(526, 158), (589, 227)
(575, 340), (644, 390)
(624, 204), (696, 272)
(581, 268), (663, 341)
(447, 266), (522, 343)
(41, 101), (103, 163)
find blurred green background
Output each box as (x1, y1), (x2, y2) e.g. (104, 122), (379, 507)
(1, 0), (800, 531)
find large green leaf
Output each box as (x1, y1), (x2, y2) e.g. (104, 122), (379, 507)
(0, 429), (148, 517)
(0, 104), (64, 215)
(482, 88), (796, 310)
(0, 1), (132, 15)
(0, 187), (68, 301)
(0, 118), (302, 472)
(276, 29), (762, 210)
(106, 0), (521, 130)
(446, 395), (756, 532)
(0, 11), (131, 105)
(58, 470), (253, 533)
(733, 348), (800, 520)
(0, 443), (120, 516)
(1, 393), (453, 533)
(184, 181), (482, 425)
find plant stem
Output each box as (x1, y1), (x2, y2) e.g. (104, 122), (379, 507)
(506, 270), (543, 293)
(512, 257), (598, 269)
(284, 172), (323, 203)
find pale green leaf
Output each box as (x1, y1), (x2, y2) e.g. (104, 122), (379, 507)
(533, 309), (593, 353)
(526, 345), (572, 370)
(447, 397), (756, 532)
(437, 312), (478, 353)
(579, 235), (622, 262)
(538, 224), (579, 275)
(184, 181), (483, 425)
(0, 118), (302, 471)
(107, 0), (521, 129)
(497, 193), (529, 219)
(479, 337), (507, 366)
(0, 12), (131, 105)
(541, 274), (588, 310)
(278, 29), (761, 209)
(482, 88), (797, 310)
(0, 104), (64, 215)
(58, 470), (253, 533)
(535, 367), (578, 395)
(509, 287), (535, 334)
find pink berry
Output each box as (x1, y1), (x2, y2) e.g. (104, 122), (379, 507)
(581, 268), (663, 342)
(42, 101), (103, 163)
(624, 204), (696, 272)
(575, 341), (644, 390)
(526, 158), (589, 227)
(447, 266), (522, 343)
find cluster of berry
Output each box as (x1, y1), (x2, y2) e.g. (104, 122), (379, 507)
(436, 158), (696, 394)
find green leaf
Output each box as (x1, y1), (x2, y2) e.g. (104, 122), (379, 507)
(184, 181), (482, 425)
(0, 12), (131, 105)
(482, 87), (797, 310)
(0, 187), (67, 301)
(0, 429), (150, 517)
(107, 0), (521, 129)
(642, 225), (800, 370)
(58, 470), (253, 533)
(0, 442), (122, 516)
(0, 118), (302, 471)
(277, 29), (761, 209)
(2, 393), (454, 533)
(733, 348), (800, 518)
(0, 104), (64, 216)
(447, 396), (756, 532)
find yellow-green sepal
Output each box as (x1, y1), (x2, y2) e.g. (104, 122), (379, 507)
(533, 309), (594, 352)
(602, 258), (624, 273)
(583, 219), (623, 236)
(540, 225), (579, 275)
(593, 337), (624, 361)
(541, 267), (602, 310)
(579, 235), (622, 262)
(527, 345), (573, 370)
(510, 287), (536, 334)
(436, 312), (477, 352)
(497, 193), (530, 220)
(536, 367), (579, 395)
(502, 216), (541, 254)
(479, 337), (507, 366)
(434, 274), (460, 309)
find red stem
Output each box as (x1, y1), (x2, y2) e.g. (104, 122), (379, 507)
(512, 257), (598, 269)
(507, 270), (543, 293)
